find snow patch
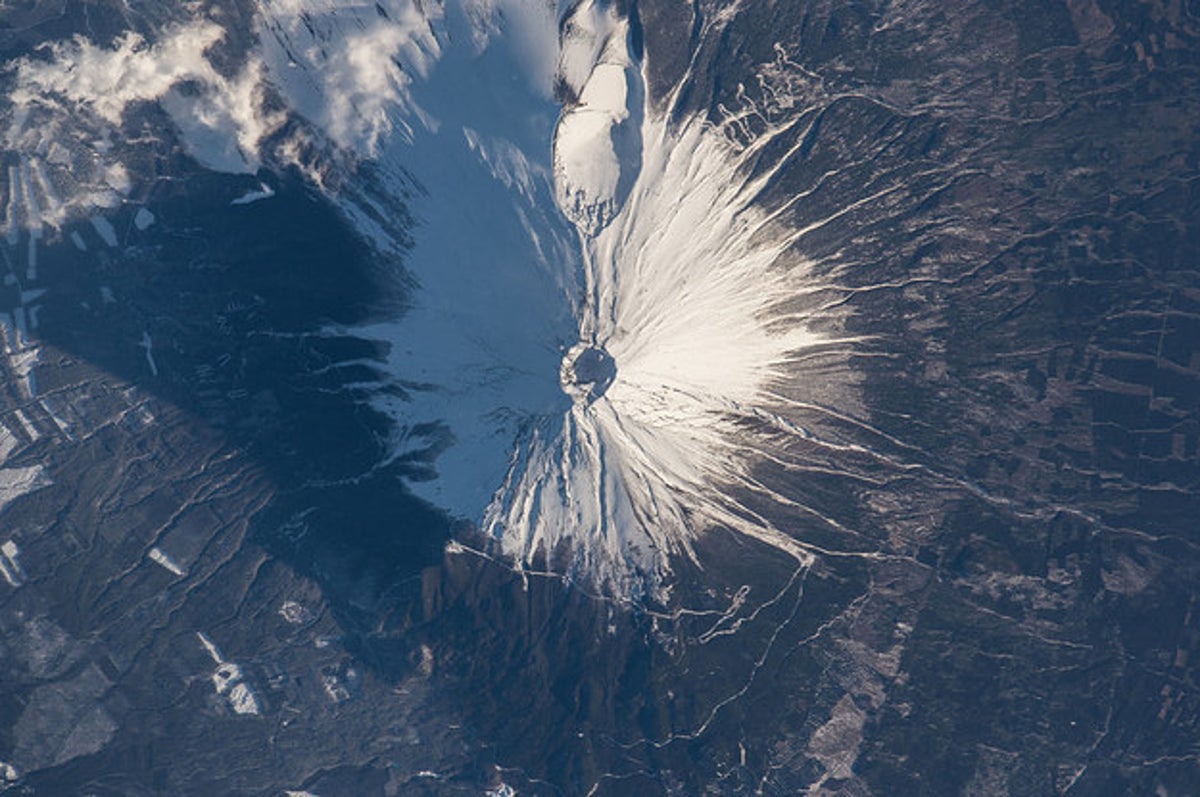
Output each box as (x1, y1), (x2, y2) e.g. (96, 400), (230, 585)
(138, 332), (158, 377)
(0, 464), (50, 518)
(199, 633), (261, 715)
(0, 423), (17, 463)
(0, 540), (27, 588)
(551, 5), (642, 235)
(133, 207), (155, 230)
(231, 184), (276, 205)
(148, 546), (186, 577)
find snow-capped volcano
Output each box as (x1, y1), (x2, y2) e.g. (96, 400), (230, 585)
(363, 0), (838, 598)
(2, 0), (849, 599)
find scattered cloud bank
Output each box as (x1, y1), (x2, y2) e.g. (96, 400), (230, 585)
(255, 0), (444, 154)
(10, 21), (282, 173)
(0, 0), (570, 228)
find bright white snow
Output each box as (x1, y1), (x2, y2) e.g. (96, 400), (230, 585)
(148, 547), (186, 577)
(482, 111), (833, 597)
(231, 184), (276, 205)
(0, 464), (50, 518)
(552, 5), (642, 235)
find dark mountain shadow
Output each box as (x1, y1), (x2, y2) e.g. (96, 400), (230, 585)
(26, 151), (452, 638)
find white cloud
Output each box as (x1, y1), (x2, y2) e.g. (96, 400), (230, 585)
(10, 22), (283, 173)
(255, 0), (443, 154)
